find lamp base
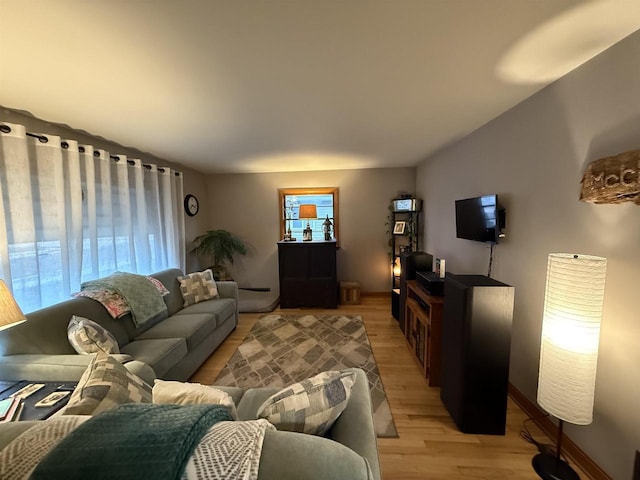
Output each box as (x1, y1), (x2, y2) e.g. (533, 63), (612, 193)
(532, 453), (580, 480)
(303, 227), (312, 241)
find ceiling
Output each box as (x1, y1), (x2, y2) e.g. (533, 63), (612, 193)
(1, 0), (639, 174)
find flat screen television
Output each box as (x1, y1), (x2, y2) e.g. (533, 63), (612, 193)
(455, 194), (505, 244)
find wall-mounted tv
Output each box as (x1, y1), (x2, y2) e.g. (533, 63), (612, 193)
(455, 194), (505, 244)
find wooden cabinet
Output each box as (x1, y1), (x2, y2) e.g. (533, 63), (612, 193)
(277, 240), (337, 308)
(403, 280), (443, 386)
(398, 252), (433, 334)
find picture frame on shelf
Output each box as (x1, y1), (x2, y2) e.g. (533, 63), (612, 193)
(393, 221), (406, 235)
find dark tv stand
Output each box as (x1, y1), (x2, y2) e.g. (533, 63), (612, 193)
(440, 274), (515, 435)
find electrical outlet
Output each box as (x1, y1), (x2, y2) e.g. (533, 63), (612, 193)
(634, 450), (640, 480)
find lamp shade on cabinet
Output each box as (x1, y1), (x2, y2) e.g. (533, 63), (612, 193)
(0, 280), (26, 330)
(298, 204), (317, 220)
(537, 253), (607, 425)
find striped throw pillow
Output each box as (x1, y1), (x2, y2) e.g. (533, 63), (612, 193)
(63, 352), (152, 416)
(67, 316), (120, 355)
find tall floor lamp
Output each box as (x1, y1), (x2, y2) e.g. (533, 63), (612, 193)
(534, 253), (607, 480)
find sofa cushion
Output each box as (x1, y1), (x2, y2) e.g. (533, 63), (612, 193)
(180, 298), (236, 325)
(152, 379), (238, 419)
(67, 316), (120, 355)
(256, 370), (356, 436)
(177, 270), (218, 307)
(120, 338), (187, 378)
(63, 352), (152, 416)
(135, 313), (216, 350)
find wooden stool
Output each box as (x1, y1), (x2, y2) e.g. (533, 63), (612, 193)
(340, 281), (361, 305)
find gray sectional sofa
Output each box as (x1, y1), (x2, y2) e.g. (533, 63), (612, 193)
(0, 270), (383, 479)
(0, 368), (381, 480)
(0, 268), (238, 384)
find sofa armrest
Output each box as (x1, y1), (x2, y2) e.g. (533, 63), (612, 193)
(328, 368), (381, 480)
(216, 281), (238, 300)
(0, 421), (39, 452)
(258, 429), (374, 480)
(121, 360), (156, 386)
(216, 281), (239, 320)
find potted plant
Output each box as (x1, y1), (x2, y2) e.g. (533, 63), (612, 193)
(190, 229), (247, 280)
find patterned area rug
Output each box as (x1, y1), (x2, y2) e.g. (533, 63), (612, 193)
(214, 313), (398, 438)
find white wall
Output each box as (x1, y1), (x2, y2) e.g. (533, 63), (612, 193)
(200, 168), (416, 292)
(416, 31), (640, 479)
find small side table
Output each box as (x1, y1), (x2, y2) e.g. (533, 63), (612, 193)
(0, 381), (77, 421)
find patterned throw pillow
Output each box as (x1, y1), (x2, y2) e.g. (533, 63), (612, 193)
(152, 379), (238, 419)
(67, 316), (120, 355)
(63, 352), (152, 416)
(177, 269), (219, 307)
(256, 370), (356, 436)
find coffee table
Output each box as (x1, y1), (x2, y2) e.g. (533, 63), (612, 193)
(0, 380), (77, 421)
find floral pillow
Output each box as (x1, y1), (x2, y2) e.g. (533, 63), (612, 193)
(72, 289), (130, 318)
(146, 276), (170, 296)
(71, 277), (168, 318)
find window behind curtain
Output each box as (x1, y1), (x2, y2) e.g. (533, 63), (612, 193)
(0, 122), (185, 313)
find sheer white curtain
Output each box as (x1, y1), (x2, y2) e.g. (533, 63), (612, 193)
(0, 122), (185, 313)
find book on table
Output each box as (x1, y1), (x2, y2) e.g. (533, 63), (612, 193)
(0, 397), (23, 422)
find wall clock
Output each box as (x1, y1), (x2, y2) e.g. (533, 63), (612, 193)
(184, 194), (199, 217)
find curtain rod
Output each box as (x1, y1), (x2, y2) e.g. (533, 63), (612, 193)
(0, 123), (182, 176)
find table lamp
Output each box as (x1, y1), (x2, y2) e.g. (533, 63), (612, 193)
(534, 253), (607, 480)
(298, 204), (317, 241)
(0, 280), (26, 331)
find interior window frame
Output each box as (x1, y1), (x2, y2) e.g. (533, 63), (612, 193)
(278, 187), (339, 245)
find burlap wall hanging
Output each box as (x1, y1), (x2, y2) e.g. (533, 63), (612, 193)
(580, 149), (640, 205)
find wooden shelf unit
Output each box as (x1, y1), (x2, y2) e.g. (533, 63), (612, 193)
(403, 280), (443, 386)
(389, 198), (421, 319)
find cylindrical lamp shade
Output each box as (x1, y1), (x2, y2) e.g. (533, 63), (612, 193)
(0, 280), (26, 330)
(298, 204), (317, 219)
(537, 253), (607, 425)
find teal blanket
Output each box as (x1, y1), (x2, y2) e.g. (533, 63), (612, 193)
(31, 403), (233, 480)
(82, 272), (167, 327)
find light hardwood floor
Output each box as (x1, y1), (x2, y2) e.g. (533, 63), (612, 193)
(191, 296), (589, 480)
